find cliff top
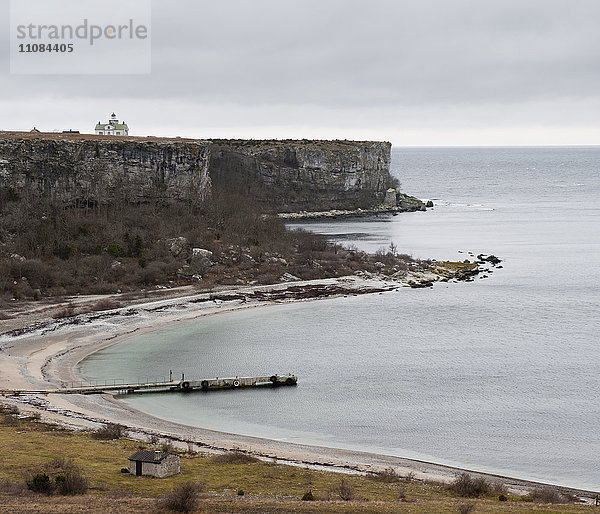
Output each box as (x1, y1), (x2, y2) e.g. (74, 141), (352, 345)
(0, 131), (390, 147)
(0, 130), (205, 143)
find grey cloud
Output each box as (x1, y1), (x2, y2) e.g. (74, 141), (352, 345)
(140, 0), (600, 106)
(1, 0), (599, 144)
(2, 1), (599, 103)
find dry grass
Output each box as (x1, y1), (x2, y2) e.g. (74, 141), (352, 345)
(437, 260), (478, 271)
(457, 501), (476, 513)
(0, 418), (591, 512)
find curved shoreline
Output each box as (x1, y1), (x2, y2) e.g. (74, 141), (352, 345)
(1, 278), (597, 501)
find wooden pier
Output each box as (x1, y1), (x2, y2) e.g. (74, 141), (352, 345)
(0, 374), (297, 396)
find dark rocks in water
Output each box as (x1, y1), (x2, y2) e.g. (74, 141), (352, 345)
(408, 280), (434, 289)
(425, 200), (434, 208)
(395, 192), (427, 212)
(477, 254), (502, 266)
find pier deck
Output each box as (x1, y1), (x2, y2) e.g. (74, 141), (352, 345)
(0, 374), (297, 396)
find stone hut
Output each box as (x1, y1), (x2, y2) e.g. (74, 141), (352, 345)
(128, 450), (180, 478)
(384, 188), (398, 206)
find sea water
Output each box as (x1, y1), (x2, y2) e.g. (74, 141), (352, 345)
(79, 147), (600, 490)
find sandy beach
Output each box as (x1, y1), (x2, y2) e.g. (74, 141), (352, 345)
(0, 277), (596, 502)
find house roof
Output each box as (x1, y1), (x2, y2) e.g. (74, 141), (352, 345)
(95, 122), (128, 130)
(128, 450), (172, 463)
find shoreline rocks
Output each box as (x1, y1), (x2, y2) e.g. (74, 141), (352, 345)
(279, 195), (427, 220)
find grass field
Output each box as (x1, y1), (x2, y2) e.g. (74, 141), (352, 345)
(0, 412), (592, 513)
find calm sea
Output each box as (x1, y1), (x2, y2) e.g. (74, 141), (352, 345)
(80, 147), (600, 490)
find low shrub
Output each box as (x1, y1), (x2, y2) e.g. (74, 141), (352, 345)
(26, 459), (88, 496)
(302, 490), (315, 501)
(88, 298), (121, 312)
(210, 450), (259, 464)
(0, 478), (27, 495)
(91, 422), (124, 440)
(490, 480), (508, 496)
(27, 473), (53, 494)
(449, 473), (490, 498)
(54, 463), (88, 495)
(527, 486), (573, 504)
(25, 410), (41, 421)
(2, 413), (19, 426)
(158, 482), (203, 513)
(403, 471), (416, 482)
(369, 467), (401, 483)
(0, 403), (19, 414)
(52, 303), (76, 319)
(330, 477), (355, 501)
(161, 441), (175, 454)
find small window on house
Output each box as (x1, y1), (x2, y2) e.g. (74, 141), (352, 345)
(99, 131), (104, 135)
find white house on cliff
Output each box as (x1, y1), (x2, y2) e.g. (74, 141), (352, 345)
(95, 113), (129, 136)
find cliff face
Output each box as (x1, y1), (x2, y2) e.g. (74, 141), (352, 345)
(208, 140), (393, 211)
(0, 133), (396, 212)
(0, 136), (211, 206)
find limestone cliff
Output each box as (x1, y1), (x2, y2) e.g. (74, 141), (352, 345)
(208, 139), (394, 211)
(0, 133), (417, 212)
(0, 134), (210, 206)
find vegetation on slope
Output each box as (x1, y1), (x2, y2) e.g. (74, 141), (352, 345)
(0, 186), (430, 307)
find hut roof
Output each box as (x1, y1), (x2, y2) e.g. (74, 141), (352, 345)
(128, 450), (171, 463)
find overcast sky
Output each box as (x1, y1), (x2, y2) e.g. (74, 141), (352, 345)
(1, 0), (600, 146)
